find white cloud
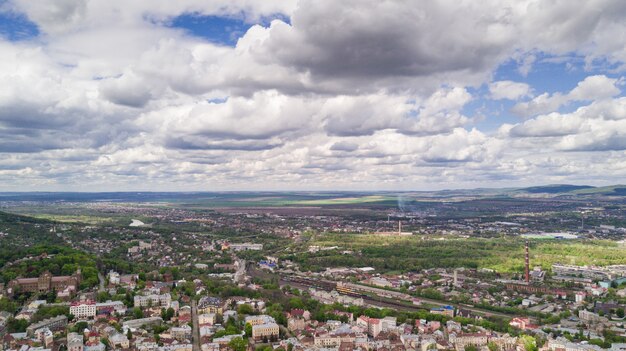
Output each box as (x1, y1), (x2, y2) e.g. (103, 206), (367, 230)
(511, 75), (622, 117)
(1, 0), (626, 190)
(489, 80), (531, 100)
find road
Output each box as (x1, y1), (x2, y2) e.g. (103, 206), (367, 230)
(98, 272), (105, 292)
(233, 259), (247, 284)
(191, 299), (200, 351)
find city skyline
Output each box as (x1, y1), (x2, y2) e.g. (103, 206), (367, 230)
(1, 1), (626, 191)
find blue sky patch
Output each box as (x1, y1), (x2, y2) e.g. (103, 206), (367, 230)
(167, 12), (290, 47)
(0, 9), (39, 41)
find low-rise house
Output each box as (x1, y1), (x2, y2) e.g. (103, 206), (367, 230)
(68, 332), (84, 351)
(109, 333), (130, 349)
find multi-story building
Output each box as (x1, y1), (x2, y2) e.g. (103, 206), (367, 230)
(579, 310), (608, 324)
(547, 337), (604, 351)
(356, 316), (382, 337)
(198, 313), (216, 326)
(70, 300), (96, 320)
(95, 300), (127, 315)
(252, 322), (279, 341)
(449, 332), (490, 351)
(8, 270), (81, 294)
(197, 297), (223, 314)
(26, 315), (68, 336)
(171, 325), (192, 341)
(34, 327), (54, 348)
(245, 315), (275, 326)
(134, 293), (171, 308)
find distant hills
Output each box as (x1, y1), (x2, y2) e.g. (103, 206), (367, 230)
(516, 184), (626, 196)
(0, 185), (624, 204)
(519, 185), (595, 194)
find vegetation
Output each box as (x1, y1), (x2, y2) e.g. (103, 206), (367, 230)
(289, 235), (626, 273)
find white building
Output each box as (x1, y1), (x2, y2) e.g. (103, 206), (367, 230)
(70, 301), (96, 320)
(108, 271), (120, 285)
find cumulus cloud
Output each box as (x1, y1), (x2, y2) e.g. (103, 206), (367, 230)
(511, 75), (622, 117)
(489, 80), (531, 100)
(1, 0), (626, 190)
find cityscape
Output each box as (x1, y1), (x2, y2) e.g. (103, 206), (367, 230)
(0, 189), (625, 351)
(1, 1), (626, 351)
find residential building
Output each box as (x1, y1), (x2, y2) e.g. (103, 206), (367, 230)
(252, 323), (279, 341)
(197, 297), (223, 314)
(198, 313), (216, 326)
(356, 316), (382, 337)
(26, 315), (68, 336)
(109, 333), (130, 349)
(68, 332), (84, 351)
(134, 293), (171, 308)
(70, 300), (96, 320)
(171, 325), (192, 341)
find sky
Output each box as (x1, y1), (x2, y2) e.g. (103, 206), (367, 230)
(0, 0), (626, 191)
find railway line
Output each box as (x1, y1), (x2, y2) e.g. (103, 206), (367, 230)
(280, 274), (514, 319)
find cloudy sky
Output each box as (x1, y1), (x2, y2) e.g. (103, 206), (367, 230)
(0, 0), (626, 191)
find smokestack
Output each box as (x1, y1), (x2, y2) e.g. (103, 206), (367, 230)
(398, 221), (402, 234)
(524, 240), (530, 283)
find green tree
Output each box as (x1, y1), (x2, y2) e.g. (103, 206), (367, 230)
(6, 318), (28, 333)
(238, 304), (254, 316)
(228, 337), (247, 351)
(245, 323), (253, 337)
(520, 335), (538, 351)
(132, 307), (144, 319)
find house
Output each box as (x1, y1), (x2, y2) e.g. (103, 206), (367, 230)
(109, 333), (130, 349)
(509, 317), (538, 330)
(288, 317), (306, 331)
(68, 332), (84, 351)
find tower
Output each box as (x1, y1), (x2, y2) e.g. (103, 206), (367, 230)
(398, 221), (402, 234)
(453, 269), (458, 286)
(524, 241), (530, 283)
